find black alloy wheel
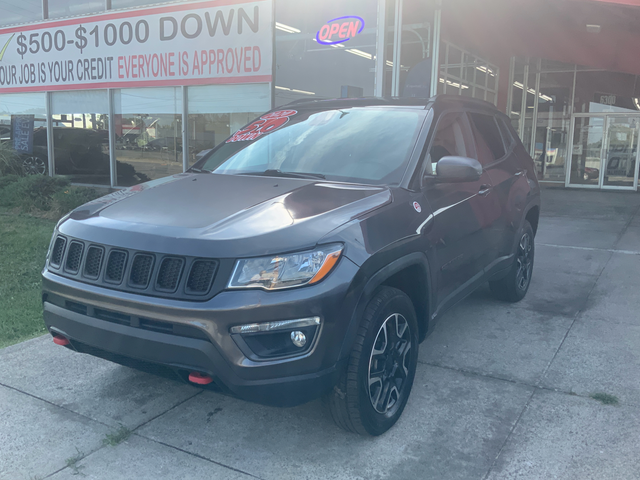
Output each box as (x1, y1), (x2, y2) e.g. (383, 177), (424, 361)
(489, 220), (535, 302)
(515, 231), (533, 292)
(368, 313), (412, 415)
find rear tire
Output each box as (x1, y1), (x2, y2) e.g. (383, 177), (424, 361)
(327, 287), (419, 436)
(489, 220), (535, 302)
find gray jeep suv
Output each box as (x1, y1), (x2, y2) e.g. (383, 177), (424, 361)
(42, 95), (540, 436)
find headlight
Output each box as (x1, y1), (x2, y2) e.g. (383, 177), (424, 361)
(228, 244), (343, 290)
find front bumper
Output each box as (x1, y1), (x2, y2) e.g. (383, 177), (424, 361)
(42, 256), (360, 407)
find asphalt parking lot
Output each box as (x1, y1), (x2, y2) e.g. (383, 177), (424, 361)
(2, 186), (640, 480)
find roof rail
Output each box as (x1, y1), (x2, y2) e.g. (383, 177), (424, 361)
(283, 96), (434, 108)
(431, 94), (499, 109)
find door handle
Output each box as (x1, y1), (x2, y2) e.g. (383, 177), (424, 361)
(478, 184), (492, 196)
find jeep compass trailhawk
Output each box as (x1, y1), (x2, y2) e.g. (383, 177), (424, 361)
(42, 96), (540, 436)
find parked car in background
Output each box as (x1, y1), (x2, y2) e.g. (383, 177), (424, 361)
(42, 96), (540, 436)
(9, 127), (148, 183)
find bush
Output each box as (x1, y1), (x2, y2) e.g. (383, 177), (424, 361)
(0, 175), (69, 212)
(52, 186), (101, 217)
(16, 175), (71, 211)
(0, 141), (23, 176)
(0, 172), (104, 219)
(0, 174), (20, 189)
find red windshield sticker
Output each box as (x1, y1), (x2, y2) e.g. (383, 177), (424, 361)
(226, 110), (298, 143)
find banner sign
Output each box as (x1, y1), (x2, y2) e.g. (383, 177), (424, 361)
(0, 0), (272, 93)
(11, 114), (34, 154)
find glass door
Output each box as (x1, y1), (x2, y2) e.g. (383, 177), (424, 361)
(568, 115), (640, 190)
(602, 116), (639, 189)
(568, 115), (604, 187)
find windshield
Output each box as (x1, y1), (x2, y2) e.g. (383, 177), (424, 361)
(193, 107), (426, 185)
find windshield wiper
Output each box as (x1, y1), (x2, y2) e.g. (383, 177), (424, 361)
(240, 169), (325, 180)
(188, 167), (211, 174)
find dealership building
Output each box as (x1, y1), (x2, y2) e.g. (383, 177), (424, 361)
(1, 0), (639, 190)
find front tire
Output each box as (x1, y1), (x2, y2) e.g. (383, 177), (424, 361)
(489, 220), (535, 302)
(327, 287), (419, 436)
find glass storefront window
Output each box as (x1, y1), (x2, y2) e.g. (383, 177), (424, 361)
(439, 42), (497, 103)
(574, 71), (640, 115)
(509, 58), (526, 133)
(113, 87), (183, 186)
(0, 0), (43, 26)
(187, 84), (270, 165)
(50, 90), (110, 185)
(521, 68), (537, 154)
(509, 58), (578, 181)
(509, 57), (640, 187)
(0, 93), (48, 175)
(47, 0), (103, 19)
(533, 71), (574, 182)
(396, 0), (436, 98)
(274, 0), (377, 106)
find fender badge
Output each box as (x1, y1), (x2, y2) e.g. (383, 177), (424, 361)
(413, 201), (422, 213)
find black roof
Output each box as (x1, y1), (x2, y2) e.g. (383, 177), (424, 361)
(285, 94), (500, 112)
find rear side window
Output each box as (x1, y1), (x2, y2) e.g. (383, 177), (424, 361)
(496, 116), (515, 149)
(469, 112), (505, 164)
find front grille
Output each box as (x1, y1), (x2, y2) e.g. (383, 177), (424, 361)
(50, 237), (66, 267)
(129, 254), (154, 288)
(156, 257), (184, 292)
(49, 293), (212, 343)
(47, 235), (222, 300)
(105, 250), (127, 284)
(64, 241), (84, 274)
(83, 246), (104, 279)
(186, 260), (218, 294)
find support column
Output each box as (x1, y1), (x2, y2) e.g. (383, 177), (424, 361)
(430, 3), (441, 98)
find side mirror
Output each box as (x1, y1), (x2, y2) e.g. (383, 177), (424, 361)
(435, 156), (483, 183)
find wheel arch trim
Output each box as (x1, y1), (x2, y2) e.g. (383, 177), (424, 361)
(338, 252), (432, 360)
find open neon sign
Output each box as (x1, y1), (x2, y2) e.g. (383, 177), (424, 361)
(315, 16), (365, 45)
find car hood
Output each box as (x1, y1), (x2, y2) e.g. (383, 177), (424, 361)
(58, 173), (392, 258)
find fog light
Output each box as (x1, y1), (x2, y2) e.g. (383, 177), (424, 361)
(230, 317), (320, 358)
(291, 331), (307, 348)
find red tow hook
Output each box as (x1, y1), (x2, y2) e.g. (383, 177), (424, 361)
(52, 334), (70, 346)
(188, 372), (213, 385)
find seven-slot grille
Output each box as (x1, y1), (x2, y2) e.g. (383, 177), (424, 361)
(47, 235), (219, 300)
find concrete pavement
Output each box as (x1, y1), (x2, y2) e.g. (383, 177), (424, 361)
(2, 186), (640, 480)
